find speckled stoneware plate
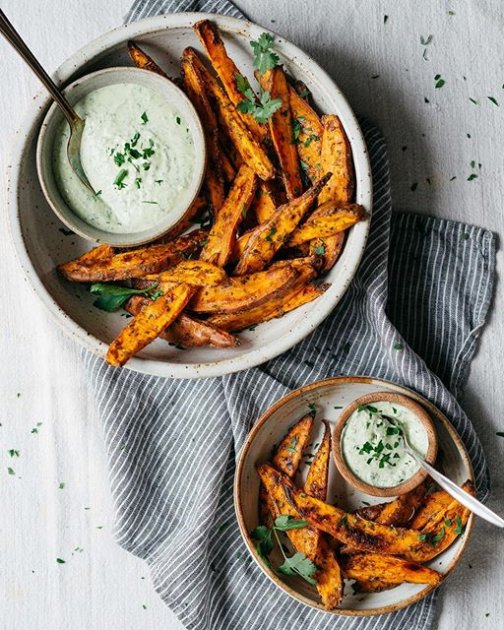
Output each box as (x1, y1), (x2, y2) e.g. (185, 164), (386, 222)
(235, 377), (474, 616)
(7, 13), (372, 379)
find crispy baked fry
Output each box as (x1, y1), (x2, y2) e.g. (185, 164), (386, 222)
(410, 485), (468, 530)
(234, 173), (331, 275)
(272, 413), (314, 477)
(313, 537), (343, 609)
(106, 283), (193, 366)
(304, 421), (331, 501)
(190, 265), (300, 314)
(200, 164), (257, 266)
(182, 48), (275, 181)
(128, 40), (170, 78)
(260, 67), (303, 199)
(288, 203), (365, 247)
(58, 230), (207, 282)
(145, 260), (227, 286)
(342, 553), (442, 586)
(354, 480), (428, 527)
(193, 19), (267, 141)
(252, 181), (278, 224)
(289, 87), (323, 183)
(310, 232), (346, 272)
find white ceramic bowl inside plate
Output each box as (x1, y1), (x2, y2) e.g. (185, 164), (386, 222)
(36, 66), (206, 247)
(234, 376), (475, 616)
(7, 12), (372, 379)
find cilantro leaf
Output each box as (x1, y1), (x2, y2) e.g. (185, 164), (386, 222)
(255, 90), (282, 123)
(251, 525), (273, 565)
(250, 33), (280, 75)
(278, 551), (317, 585)
(274, 515), (309, 531)
(236, 73), (281, 124)
(89, 283), (161, 312)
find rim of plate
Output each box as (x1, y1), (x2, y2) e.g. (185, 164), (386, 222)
(234, 376), (475, 616)
(7, 12), (372, 379)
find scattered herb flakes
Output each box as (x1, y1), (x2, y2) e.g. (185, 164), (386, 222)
(371, 74), (380, 79)
(444, 518), (452, 527)
(420, 35), (433, 46)
(56, 558), (66, 564)
(424, 97), (430, 104)
(114, 168), (128, 189)
(466, 133), (471, 138)
(308, 402), (317, 414)
(467, 173), (478, 181)
(313, 242), (326, 255)
(141, 111), (148, 124)
(17, 392), (21, 398)
(410, 182), (418, 192)
(450, 176), (457, 181)
(402, 145), (408, 152)
(454, 516), (465, 535)
(31, 422), (43, 434)
(487, 96), (499, 106)
(142, 200), (159, 205)
(287, 437), (298, 454)
(7, 467), (15, 476)
(434, 74), (446, 89)
(58, 227), (75, 236)
(394, 342), (404, 350)
(8, 449), (20, 458)
(496, 431), (504, 437)
(142, 604), (147, 610)
(384, 15), (389, 24)
(432, 526), (446, 544)
(448, 10), (455, 16)
(176, 116), (181, 125)
(59, 482), (65, 490)
(469, 97), (478, 105)
(265, 226), (277, 242)
(334, 405), (343, 410)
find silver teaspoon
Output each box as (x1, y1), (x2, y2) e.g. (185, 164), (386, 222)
(383, 413), (504, 528)
(0, 9), (94, 193)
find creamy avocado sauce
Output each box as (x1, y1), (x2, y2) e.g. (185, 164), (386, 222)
(341, 401), (428, 488)
(52, 83), (195, 233)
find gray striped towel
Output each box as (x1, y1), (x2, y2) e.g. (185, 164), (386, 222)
(83, 1), (497, 628)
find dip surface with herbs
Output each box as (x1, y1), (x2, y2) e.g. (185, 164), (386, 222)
(53, 83), (195, 233)
(341, 401), (429, 488)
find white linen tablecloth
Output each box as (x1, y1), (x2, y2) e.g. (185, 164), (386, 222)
(1, 1), (502, 628)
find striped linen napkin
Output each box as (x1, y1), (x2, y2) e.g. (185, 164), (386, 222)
(84, 1), (497, 628)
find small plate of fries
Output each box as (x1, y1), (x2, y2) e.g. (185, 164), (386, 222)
(8, 13), (372, 378)
(235, 376), (475, 615)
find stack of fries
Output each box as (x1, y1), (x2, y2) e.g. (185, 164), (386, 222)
(58, 21), (365, 366)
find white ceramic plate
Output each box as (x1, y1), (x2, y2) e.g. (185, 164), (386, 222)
(235, 377), (474, 616)
(7, 13), (372, 378)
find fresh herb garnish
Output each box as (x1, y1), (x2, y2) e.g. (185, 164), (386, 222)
(250, 32), (280, 75)
(278, 552), (317, 585)
(287, 437), (298, 453)
(114, 169), (128, 189)
(454, 516), (465, 535)
(89, 283), (161, 312)
(265, 226), (277, 242)
(56, 558), (66, 564)
(434, 74), (445, 89)
(141, 111), (148, 124)
(273, 515), (309, 531)
(313, 243), (326, 255)
(142, 200), (159, 205)
(308, 402), (317, 414)
(236, 74), (282, 123)
(488, 96), (499, 106)
(114, 153), (125, 167)
(8, 449), (20, 458)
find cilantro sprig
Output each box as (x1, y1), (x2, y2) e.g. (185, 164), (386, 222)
(90, 283), (162, 312)
(250, 33), (280, 75)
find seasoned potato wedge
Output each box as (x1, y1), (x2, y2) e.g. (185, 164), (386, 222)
(318, 114), (354, 205)
(58, 230), (207, 282)
(145, 260), (227, 287)
(304, 421), (331, 501)
(310, 232), (346, 272)
(342, 553), (442, 586)
(106, 284), (193, 366)
(289, 203), (365, 247)
(289, 87), (323, 183)
(252, 181), (278, 224)
(410, 484), (473, 530)
(190, 265), (300, 314)
(128, 40), (170, 78)
(354, 480), (428, 527)
(235, 173), (331, 275)
(272, 413), (314, 477)
(314, 537), (344, 609)
(193, 19), (267, 141)
(200, 164), (257, 266)
(260, 67), (303, 199)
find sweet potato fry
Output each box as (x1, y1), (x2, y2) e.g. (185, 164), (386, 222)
(289, 87), (323, 183)
(252, 181), (278, 224)
(128, 40), (170, 79)
(272, 413), (314, 477)
(106, 283), (193, 366)
(314, 537), (343, 609)
(182, 48), (275, 181)
(193, 19), (267, 141)
(342, 553), (442, 586)
(309, 232), (346, 271)
(145, 260), (227, 286)
(304, 421), (331, 501)
(190, 264), (300, 314)
(200, 164), (257, 266)
(58, 230), (207, 282)
(125, 296), (238, 348)
(318, 114), (354, 205)
(208, 279), (329, 332)
(260, 67), (303, 199)
(234, 173), (331, 275)
(288, 203), (365, 247)
(354, 480), (428, 527)
(410, 485), (471, 530)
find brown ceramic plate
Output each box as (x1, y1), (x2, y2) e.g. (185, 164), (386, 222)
(234, 376), (474, 616)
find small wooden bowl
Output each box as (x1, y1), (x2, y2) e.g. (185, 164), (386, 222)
(333, 392), (438, 497)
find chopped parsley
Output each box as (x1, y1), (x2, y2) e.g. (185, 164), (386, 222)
(141, 111), (149, 124)
(113, 169), (128, 189)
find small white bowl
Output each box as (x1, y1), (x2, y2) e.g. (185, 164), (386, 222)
(36, 66), (206, 247)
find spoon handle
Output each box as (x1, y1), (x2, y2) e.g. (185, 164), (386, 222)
(411, 452), (504, 528)
(0, 9), (78, 124)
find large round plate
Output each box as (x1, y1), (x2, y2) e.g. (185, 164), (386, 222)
(7, 13), (372, 378)
(234, 377), (474, 616)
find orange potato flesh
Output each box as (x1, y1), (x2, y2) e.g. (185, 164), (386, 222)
(289, 87), (323, 183)
(288, 203), (365, 246)
(342, 553), (442, 586)
(304, 421), (331, 501)
(272, 413), (314, 477)
(145, 260), (227, 287)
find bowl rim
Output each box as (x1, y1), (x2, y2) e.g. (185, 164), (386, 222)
(7, 11), (372, 379)
(332, 391), (438, 497)
(233, 375), (475, 616)
(35, 65), (207, 247)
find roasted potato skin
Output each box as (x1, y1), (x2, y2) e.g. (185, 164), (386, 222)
(289, 87), (323, 183)
(342, 552), (442, 586)
(272, 413), (314, 477)
(304, 421), (331, 501)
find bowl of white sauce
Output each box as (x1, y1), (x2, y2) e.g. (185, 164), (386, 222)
(333, 392), (438, 497)
(37, 67), (206, 246)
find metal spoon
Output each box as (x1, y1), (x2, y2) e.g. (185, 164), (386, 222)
(0, 9), (94, 192)
(383, 414), (504, 528)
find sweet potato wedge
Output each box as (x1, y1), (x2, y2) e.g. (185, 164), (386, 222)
(354, 480), (428, 527)
(234, 173), (331, 275)
(318, 114), (354, 205)
(58, 230), (207, 283)
(145, 260), (227, 287)
(353, 579), (396, 594)
(106, 283), (193, 366)
(314, 537), (343, 609)
(200, 164), (257, 266)
(288, 203), (365, 247)
(410, 485), (470, 530)
(128, 41), (170, 79)
(272, 413), (314, 477)
(252, 181), (278, 224)
(193, 19), (267, 141)
(260, 67), (303, 199)
(309, 232), (346, 271)
(342, 553), (442, 586)
(125, 296), (238, 348)
(289, 87), (323, 183)
(182, 48), (275, 181)
(304, 421), (331, 501)
(190, 264), (300, 314)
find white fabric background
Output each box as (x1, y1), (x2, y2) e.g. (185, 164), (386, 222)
(0, 1), (502, 629)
